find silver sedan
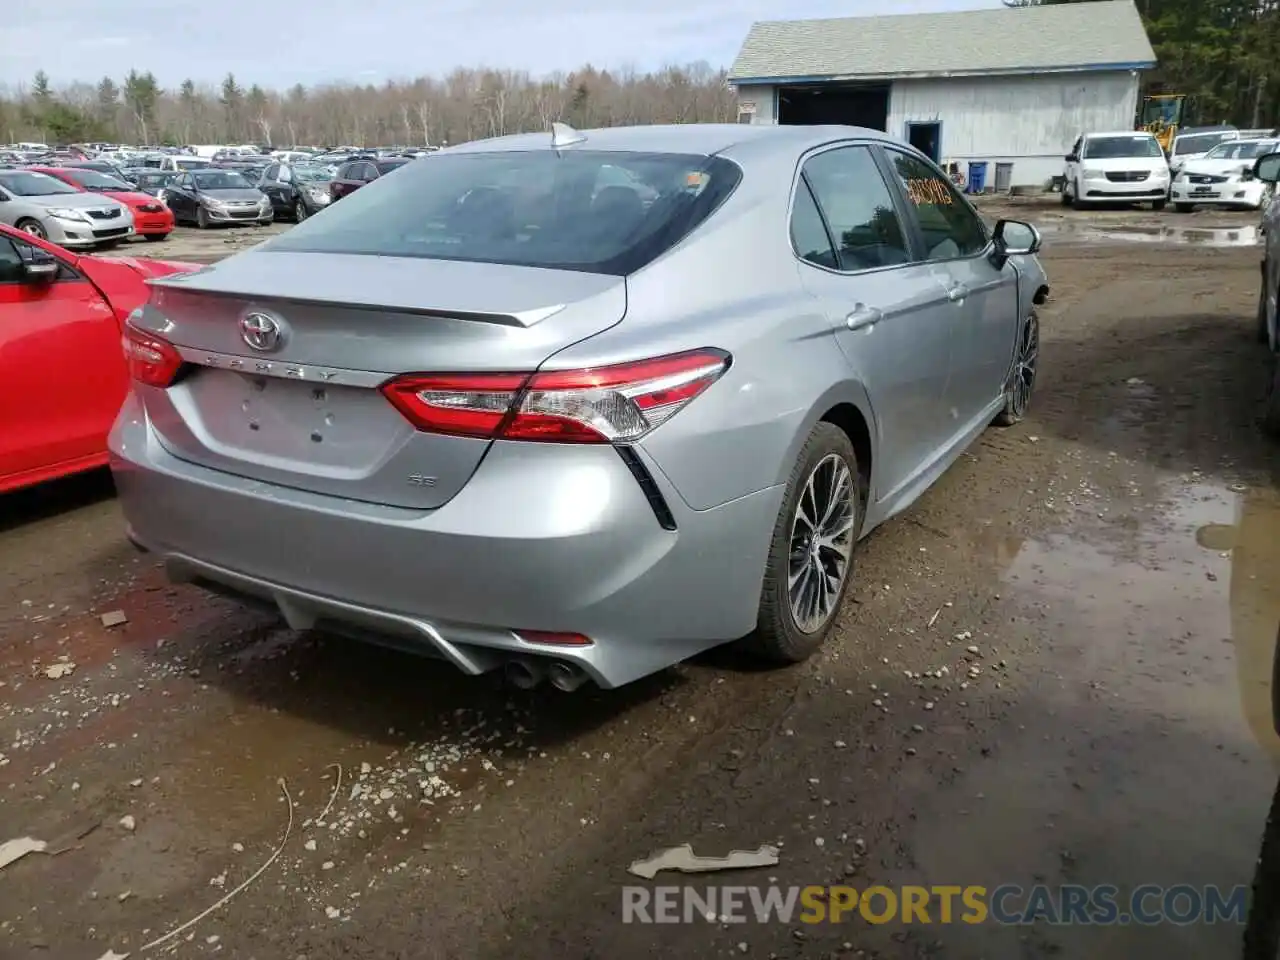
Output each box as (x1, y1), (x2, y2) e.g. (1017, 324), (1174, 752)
(110, 123), (1048, 690)
(0, 169), (134, 248)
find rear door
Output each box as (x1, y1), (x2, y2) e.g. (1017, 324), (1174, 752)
(0, 236), (125, 486)
(792, 143), (956, 499)
(883, 147), (1017, 425)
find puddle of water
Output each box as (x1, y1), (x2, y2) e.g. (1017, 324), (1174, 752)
(1039, 221), (1260, 247)
(1000, 479), (1280, 760)
(897, 480), (1279, 960)
(1189, 483), (1280, 755)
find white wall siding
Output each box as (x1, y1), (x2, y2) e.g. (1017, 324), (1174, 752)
(734, 84), (777, 124)
(887, 71), (1140, 186)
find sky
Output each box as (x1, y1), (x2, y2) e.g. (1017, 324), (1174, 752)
(3, 0), (1004, 91)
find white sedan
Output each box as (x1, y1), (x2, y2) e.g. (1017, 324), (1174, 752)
(1172, 138), (1279, 212)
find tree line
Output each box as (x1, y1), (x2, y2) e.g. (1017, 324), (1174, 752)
(0, 64), (737, 148)
(1003, 0), (1280, 127)
(8, 0), (1277, 147)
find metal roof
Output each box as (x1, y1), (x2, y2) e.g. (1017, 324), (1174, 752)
(728, 0), (1156, 84)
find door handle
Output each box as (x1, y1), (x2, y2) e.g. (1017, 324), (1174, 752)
(845, 304), (884, 331)
(947, 282), (969, 303)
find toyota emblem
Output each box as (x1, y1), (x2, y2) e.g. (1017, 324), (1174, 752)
(240, 312), (282, 352)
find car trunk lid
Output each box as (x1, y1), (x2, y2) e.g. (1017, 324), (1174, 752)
(134, 251), (626, 509)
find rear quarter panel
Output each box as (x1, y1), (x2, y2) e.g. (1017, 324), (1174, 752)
(546, 173), (877, 514)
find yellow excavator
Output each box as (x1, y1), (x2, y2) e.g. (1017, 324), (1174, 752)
(1138, 93), (1188, 153)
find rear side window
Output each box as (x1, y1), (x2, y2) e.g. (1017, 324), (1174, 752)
(789, 180), (837, 270)
(887, 151), (988, 260)
(265, 150), (743, 276)
(799, 146), (911, 272)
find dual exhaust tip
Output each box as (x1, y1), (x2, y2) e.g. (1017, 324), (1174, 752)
(505, 657), (590, 692)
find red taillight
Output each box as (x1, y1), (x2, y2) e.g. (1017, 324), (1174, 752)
(380, 348), (730, 443)
(123, 322), (184, 387)
(514, 629), (593, 646)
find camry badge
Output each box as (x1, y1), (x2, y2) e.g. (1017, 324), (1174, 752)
(240, 312), (282, 352)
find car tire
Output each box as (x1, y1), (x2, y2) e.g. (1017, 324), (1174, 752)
(1152, 198), (1167, 212)
(295, 201), (308, 222)
(1059, 189), (1070, 207)
(1174, 203), (1194, 213)
(16, 218), (47, 240)
(995, 309), (1040, 427)
(196, 207), (210, 229)
(1070, 191), (1087, 210)
(143, 234), (168, 243)
(749, 422), (865, 665)
(1244, 774), (1280, 958)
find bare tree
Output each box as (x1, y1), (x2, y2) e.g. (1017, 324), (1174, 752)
(0, 62), (743, 147)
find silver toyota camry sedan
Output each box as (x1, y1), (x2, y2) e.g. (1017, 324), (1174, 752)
(109, 123), (1049, 690)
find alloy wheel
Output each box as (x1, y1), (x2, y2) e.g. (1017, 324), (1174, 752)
(21, 221), (46, 239)
(1009, 312), (1040, 419)
(788, 453), (856, 634)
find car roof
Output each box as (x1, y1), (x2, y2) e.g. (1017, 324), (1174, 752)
(437, 123), (897, 158)
(1084, 130), (1157, 139)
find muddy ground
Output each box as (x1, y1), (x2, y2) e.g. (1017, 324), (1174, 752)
(4, 208), (1280, 959)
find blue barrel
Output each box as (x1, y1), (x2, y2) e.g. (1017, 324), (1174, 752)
(967, 162), (989, 194)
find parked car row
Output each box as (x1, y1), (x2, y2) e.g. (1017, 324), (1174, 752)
(1062, 126), (1279, 214)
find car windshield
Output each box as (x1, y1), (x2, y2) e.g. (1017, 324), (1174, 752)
(1174, 133), (1236, 155)
(193, 170), (251, 189)
(265, 149), (742, 276)
(65, 169), (131, 191)
(0, 171), (80, 196)
(1082, 136), (1164, 159)
(293, 165), (331, 182)
(1205, 139), (1278, 160)
(176, 158), (212, 169)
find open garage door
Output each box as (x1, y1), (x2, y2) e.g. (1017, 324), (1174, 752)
(777, 83), (890, 130)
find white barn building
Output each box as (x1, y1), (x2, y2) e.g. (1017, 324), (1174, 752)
(727, 0), (1157, 189)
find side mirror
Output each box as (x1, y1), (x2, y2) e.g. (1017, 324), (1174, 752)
(993, 219), (1041, 257)
(1254, 152), (1280, 184)
(23, 252), (60, 284)
(1064, 154), (1077, 162)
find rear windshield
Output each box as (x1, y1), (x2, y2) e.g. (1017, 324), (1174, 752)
(1083, 136), (1164, 159)
(374, 159), (408, 174)
(1174, 133), (1236, 155)
(265, 150), (741, 275)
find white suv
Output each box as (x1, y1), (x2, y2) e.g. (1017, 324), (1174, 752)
(1062, 131), (1170, 211)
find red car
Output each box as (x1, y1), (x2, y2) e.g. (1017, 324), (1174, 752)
(29, 166), (176, 242)
(0, 221), (199, 493)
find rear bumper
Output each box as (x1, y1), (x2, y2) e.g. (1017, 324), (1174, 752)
(108, 394), (779, 688)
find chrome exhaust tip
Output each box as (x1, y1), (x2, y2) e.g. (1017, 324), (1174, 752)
(547, 660), (589, 693)
(505, 658), (542, 690)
